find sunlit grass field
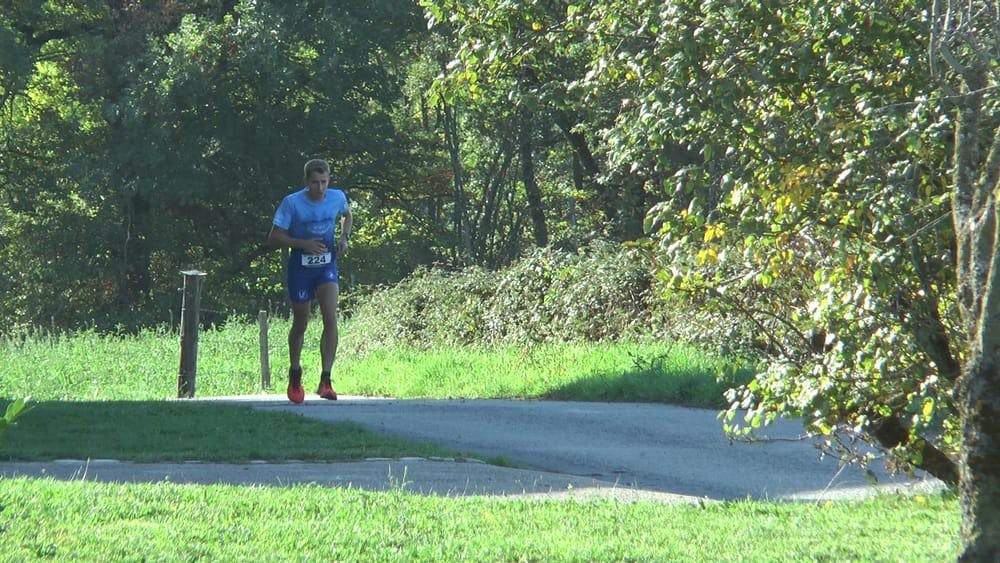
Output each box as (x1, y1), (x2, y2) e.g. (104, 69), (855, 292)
(0, 317), (750, 405)
(0, 478), (958, 561)
(0, 320), (961, 561)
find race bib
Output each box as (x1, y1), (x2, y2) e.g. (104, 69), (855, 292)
(301, 252), (332, 267)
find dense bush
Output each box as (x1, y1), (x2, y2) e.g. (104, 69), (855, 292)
(348, 240), (740, 354)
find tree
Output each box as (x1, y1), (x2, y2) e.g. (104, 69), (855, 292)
(0, 0), (425, 331)
(1, 0), (144, 330)
(929, 1), (1000, 558)
(424, 0), (968, 484)
(422, 0), (655, 242)
(410, 20), (575, 267)
(579, 0), (994, 555)
(465, 0), (997, 552)
(519, 105), (550, 247)
(566, 0), (958, 478)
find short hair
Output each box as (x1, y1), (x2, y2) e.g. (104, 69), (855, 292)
(303, 159), (330, 180)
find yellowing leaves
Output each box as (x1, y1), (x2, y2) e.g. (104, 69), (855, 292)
(770, 164), (825, 215)
(814, 420), (833, 435)
(704, 223), (725, 243)
(770, 249), (795, 266)
(922, 397), (935, 418)
(697, 247), (719, 265)
(696, 224), (727, 265)
(774, 194), (794, 215)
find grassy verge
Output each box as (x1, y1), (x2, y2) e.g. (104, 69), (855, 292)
(0, 478), (959, 561)
(0, 321), (750, 406)
(337, 341), (750, 407)
(0, 322), (960, 561)
(0, 323), (746, 464)
(0, 401), (484, 463)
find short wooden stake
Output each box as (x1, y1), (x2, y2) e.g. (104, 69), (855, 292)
(177, 270), (206, 398)
(259, 310), (271, 390)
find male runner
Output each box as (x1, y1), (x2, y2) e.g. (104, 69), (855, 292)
(267, 159), (352, 403)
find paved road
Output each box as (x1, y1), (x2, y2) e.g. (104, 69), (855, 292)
(252, 395), (941, 500)
(0, 395), (943, 501)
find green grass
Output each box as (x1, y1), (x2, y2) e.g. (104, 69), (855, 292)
(0, 401), (482, 463)
(0, 324), (271, 401)
(0, 322), (747, 464)
(0, 479), (960, 561)
(0, 320), (751, 406)
(338, 341), (750, 407)
(0, 321), (961, 561)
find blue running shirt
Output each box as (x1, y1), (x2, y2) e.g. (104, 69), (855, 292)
(272, 187), (349, 267)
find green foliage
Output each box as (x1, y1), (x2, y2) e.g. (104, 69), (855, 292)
(416, 0), (973, 482)
(422, 0), (652, 252)
(0, 0), (426, 333)
(348, 240), (689, 351)
(547, 0), (962, 480)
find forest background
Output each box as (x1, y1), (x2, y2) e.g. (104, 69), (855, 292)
(3, 1), (1000, 557)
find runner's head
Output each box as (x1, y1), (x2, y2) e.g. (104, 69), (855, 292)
(303, 159), (330, 182)
(303, 159), (331, 201)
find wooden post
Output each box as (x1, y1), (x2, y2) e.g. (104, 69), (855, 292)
(177, 270), (206, 398)
(259, 310), (271, 390)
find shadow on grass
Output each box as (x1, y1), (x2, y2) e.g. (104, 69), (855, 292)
(540, 364), (754, 409)
(0, 399), (483, 463)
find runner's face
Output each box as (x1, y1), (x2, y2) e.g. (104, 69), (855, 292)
(305, 171), (329, 201)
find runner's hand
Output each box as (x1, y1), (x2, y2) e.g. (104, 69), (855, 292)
(301, 238), (327, 254)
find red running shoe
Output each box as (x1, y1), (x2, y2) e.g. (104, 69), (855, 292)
(317, 381), (338, 400)
(287, 368), (305, 404)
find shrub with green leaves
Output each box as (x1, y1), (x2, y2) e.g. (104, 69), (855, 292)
(347, 240), (737, 355)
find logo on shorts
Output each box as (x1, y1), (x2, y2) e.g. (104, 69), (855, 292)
(298, 290), (309, 300)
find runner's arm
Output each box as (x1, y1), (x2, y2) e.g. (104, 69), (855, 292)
(268, 226), (326, 254)
(337, 209), (353, 257)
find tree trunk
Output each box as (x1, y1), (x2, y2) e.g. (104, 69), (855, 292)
(950, 61), (1000, 562)
(122, 190), (152, 317)
(519, 109), (548, 247)
(553, 110), (619, 226)
(440, 102), (473, 263)
(473, 137), (515, 265)
(621, 176), (646, 240)
(958, 355), (1000, 561)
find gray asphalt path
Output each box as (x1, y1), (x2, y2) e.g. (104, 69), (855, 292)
(0, 395), (944, 501)
(246, 394), (941, 500)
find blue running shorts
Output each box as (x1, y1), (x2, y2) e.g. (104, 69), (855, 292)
(287, 257), (339, 303)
